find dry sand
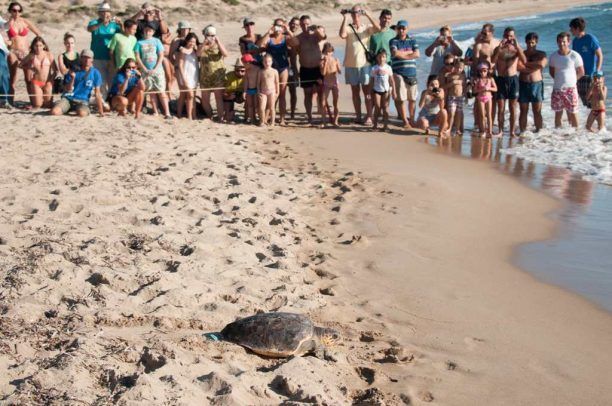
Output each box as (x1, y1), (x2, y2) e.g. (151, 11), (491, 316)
(2, 0), (612, 405)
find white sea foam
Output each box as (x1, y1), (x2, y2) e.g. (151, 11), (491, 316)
(504, 128), (612, 185)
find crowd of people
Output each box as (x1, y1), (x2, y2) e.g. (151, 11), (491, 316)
(0, 2), (607, 134)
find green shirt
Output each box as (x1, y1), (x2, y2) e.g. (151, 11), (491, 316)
(108, 33), (137, 69)
(369, 28), (395, 59)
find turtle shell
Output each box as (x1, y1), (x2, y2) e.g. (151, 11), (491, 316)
(221, 312), (315, 357)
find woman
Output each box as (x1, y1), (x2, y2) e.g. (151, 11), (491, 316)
(169, 21), (191, 67)
(5, 2), (41, 104)
(197, 25), (228, 120)
(176, 32), (199, 120)
(239, 18), (262, 65)
(108, 58), (145, 119)
(256, 18), (293, 125)
(417, 75), (450, 137)
(57, 32), (79, 75)
(21, 36), (55, 109)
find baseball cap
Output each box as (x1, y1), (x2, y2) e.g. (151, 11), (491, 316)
(178, 21), (191, 30)
(98, 2), (111, 12)
(241, 53), (255, 64)
(204, 25), (217, 36)
(593, 70), (604, 78)
(396, 20), (408, 28)
(81, 49), (94, 59)
(243, 18), (254, 27)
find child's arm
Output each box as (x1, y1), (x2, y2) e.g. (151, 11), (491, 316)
(335, 58), (341, 75)
(488, 78), (497, 93)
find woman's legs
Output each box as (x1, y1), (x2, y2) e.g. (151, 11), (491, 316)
(177, 90), (185, 118)
(213, 89), (225, 121)
(185, 90), (195, 120)
(332, 87), (339, 126)
(26, 82), (41, 108)
(42, 82), (53, 108)
(201, 90), (213, 118)
(8, 53), (20, 105)
(126, 85), (144, 118)
(278, 69), (288, 125)
(112, 95), (129, 116)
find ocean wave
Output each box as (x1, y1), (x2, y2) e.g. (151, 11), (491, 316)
(504, 129), (612, 185)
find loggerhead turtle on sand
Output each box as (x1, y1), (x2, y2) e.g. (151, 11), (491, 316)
(207, 312), (341, 358)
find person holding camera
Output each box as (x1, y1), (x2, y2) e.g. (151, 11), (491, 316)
(287, 15), (327, 125)
(390, 19), (419, 128)
(492, 27), (526, 136)
(416, 74), (449, 137)
(86, 2), (121, 102)
(339, 5), (380, 126)
(425, 25), (463, 76)
(108, 58), (145, 119)
(256, 18), (294, 125)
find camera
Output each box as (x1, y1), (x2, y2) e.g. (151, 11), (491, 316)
(341, 9), (351, 14)
(432, 87), (440, 94)
(274, 25), (283, 33)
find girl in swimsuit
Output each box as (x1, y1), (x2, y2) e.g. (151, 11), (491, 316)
(257, 54), (279, 126)
(319, 42), (341, 127)
(57, 33), (79, 75)
(176, 33), (200, 120)
(21, 36), (55, 109)
(586, 72), (607, 133)
(6, 2), (41, 104)
(256, 18), (294, 125)
(473, 62), (498, 138)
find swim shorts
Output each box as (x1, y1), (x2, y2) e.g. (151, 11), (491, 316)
(299, 66), (322, 89)
(518, 80), (544, 104)
(447, 96), (464, 113)
(392, 74), (418, 102)
(551, 87), (579, 113)
(143, 68), (166, 92)
(54, 97), (90, 115)
(495, 75), (519, 100)
(576, 76), (592, 108)
(345, 66), (370, 86)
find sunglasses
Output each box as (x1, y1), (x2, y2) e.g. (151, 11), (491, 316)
(244, 22), (255, 27)
(128, 66), (137, 69)
(10, 8), (21, 12)
(237, 68), (246, 72)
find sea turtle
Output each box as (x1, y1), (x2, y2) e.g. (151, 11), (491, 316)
(216, 312), (341, 358)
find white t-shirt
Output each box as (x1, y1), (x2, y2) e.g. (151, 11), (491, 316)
(549, 50), (584, 89)
(0, 18), (8, 54)
(370, 63), (393, 92)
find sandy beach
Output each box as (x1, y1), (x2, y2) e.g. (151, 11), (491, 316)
(2, 0), (612, 404)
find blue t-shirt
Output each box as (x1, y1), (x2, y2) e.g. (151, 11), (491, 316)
(135, 38), (164, 70)
(390, 36), (419, 78)
(88, 19), (121, 60)
(64, 67), (103, 101)
(109, 71), (139, 96)
(572, 34), (601, 76)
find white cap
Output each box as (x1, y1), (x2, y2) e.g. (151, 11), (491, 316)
(204, 25), (217, 36)
(98, 2), (111, 12)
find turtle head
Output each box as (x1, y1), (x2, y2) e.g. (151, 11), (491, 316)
(315, 327), (342, 347)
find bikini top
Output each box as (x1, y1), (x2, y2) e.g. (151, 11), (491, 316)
(8, 23), (29, 39)
(31, 54), (51, 70)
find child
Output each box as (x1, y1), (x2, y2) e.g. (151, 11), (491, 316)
(257, 54), (279, 126)
(320, 42), (341, 127)
(441, 58), (466, 136)
(135, 23), (171, 118)
(417, 75), (449, 137)
(473, 62), (497, 138)
(586, 71), (607, 132)
(369, 49), (396, 130)
(242, 53), (259, 124)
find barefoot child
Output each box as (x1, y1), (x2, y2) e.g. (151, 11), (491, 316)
(586, 71), (607, 132)
(320, 42), (341, 127)
(473, 62), (497, 137)
(257, 54), (279, 126)
(369, 49), (395, 130)
(242, 53), (259, 124)
(441, 58), (466, 136)
(417, 75), (450, 137)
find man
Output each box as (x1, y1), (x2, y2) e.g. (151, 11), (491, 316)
(288, 16), (300, 119)
(390, 20), (420, 127)
(287, 15), (327, 124)
(369, 9), (394, 57)
(223, 58), (247, 123)
(425, 25), (463, 76)
(339, 5), (380, 125)
(132, 2), (168, 41)
(87, 2), (121, 100)
(108, 19), (138, 72)
(492, 27), (526, 136)
(0, 16), (10, 107)
(50, 50), (104, 117)
(518, 32), (547, 133)
(473, 23), (500, 67)
(569, 17), (603, 107)
(549, 32), (584, 128)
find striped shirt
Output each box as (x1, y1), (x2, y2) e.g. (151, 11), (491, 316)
(390, 36), (419, 78)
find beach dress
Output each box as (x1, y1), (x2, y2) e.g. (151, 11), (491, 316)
(199, 45), (226, 89)
(182, 50), (199, 90)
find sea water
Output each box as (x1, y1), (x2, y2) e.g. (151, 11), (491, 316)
(411, 3), (612, 311)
